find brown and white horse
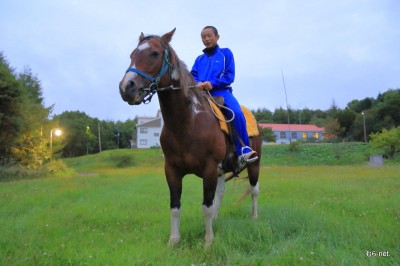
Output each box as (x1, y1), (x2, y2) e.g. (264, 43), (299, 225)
(119, 29), (261, 247)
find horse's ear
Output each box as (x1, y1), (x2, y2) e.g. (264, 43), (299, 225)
(139, 32), (145, 42)
(161, 28), (176, 44)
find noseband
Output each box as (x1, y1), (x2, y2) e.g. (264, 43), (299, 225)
(125, 36), (173, 103)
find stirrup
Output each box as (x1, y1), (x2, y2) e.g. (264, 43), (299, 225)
(241, 146), (253, 154)
(238, 147), (258, 168)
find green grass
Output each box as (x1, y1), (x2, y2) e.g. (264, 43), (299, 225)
(262, 142), (373, 166)
(1, 149), (399, 265)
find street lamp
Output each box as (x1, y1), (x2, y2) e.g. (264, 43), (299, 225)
(86, 126), (90, 155)
(361, 112), (367, 142)
(50, 128), (62, 160)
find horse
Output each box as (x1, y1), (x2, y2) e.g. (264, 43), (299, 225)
(119, 28), (261, 247)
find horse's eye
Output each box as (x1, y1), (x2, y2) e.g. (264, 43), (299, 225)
(151, 51), (160, 57)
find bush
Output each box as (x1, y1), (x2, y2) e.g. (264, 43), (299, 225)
(0, 160), (75, 182)
(288, 141), (301, 152)
(44, 160), (73, 176)
(332, 142), (347, 160)
(0, 164), (43, 181)
(370, 127), (400, 158)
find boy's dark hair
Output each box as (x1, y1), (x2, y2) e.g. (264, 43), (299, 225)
(203, 26), (218, 35)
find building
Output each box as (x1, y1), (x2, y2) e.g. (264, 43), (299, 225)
(135, 111), (326, 147)
(135, 111), (163, 148)
(259, 123), (325, 144)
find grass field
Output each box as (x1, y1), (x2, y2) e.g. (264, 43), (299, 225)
(1, 148), (399, 265)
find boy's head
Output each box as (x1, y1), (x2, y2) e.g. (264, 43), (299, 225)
(201, 26), (219, 48)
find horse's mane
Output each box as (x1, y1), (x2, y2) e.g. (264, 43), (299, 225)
(140, 34), (196, 96)
(168, 45), (196, 90)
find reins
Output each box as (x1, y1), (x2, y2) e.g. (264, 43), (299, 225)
(205, 90), (235, 123)
(142, 84), (235, 123)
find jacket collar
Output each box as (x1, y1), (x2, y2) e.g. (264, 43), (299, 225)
(203, 45), (219, 56)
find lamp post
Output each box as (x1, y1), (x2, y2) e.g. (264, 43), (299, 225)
(50, 128), (62, 160)
(361, 112), (367, 142)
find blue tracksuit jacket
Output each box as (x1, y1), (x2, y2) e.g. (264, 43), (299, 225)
(191, 45), (235, 92)
(191, 45), (250, 156)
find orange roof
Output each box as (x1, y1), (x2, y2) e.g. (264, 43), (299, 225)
(259, 123), (324, 132)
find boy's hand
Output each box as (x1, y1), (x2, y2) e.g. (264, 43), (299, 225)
(197, 81), (212, 91)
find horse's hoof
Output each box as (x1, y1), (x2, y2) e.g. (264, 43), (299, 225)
(204, 236), (214, 248)
(204, 239), (213, 248)
(252, 213), (259, 219)
(168, 237), (180, 247)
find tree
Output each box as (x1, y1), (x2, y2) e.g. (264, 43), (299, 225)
(56, 111), (97, 157)
(1, 55), (52, 167)
(324, 118), (342, 141)
(117, 119), (136, 148)
(326, 99), (340, 119)
(259, 127), (276, 143)
(11, 67), (53, 167)
(272, 107), (289, 124)
(347, 97), (374, 113)
(336, 108), (356, 139)
(253, 108), (273, 123)
(11, 131), (49, 168)
(0, 53), (22, 163)
(370, 127), (400, 158)
(100, 120), (120, 150)
(299, 108), (313, 124)
(376, 89), (400, 128)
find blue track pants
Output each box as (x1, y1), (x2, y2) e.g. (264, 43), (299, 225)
(211, 90), (250, 156)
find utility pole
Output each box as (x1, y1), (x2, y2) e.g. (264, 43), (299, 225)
(98, 121), (102, 152)
(281, 68), (292, 143)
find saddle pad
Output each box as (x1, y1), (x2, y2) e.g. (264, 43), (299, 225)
(208, 99), (259, 137)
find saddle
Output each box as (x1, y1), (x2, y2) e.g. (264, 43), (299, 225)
(207, 97), (259, 137)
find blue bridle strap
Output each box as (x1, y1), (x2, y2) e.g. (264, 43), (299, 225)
(125, 39), (172, 86)
(125, 67), (156, 83)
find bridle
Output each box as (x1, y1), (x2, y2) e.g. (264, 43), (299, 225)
(125, 36), (174, 104)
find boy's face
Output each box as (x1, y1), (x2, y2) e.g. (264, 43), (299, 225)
(201, 28), (219, 48)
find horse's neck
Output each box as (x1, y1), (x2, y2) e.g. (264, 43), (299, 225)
(158, 55), (200, 130)
(158, 90), (190, 126)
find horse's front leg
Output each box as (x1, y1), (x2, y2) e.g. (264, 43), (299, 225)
(202, 165), (219, 247)
(165, 164), (183, 247)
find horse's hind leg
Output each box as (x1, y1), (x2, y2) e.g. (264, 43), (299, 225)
(202, 166), (219, 247)
(248, 136), (261, 219)
(213, 174), (225, 219)
(248, 163), (260, 219)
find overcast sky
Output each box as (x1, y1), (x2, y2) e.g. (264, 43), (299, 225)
(1, 0), (399, 121)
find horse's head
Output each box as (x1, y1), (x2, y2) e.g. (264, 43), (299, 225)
(119, 28), (176, 105)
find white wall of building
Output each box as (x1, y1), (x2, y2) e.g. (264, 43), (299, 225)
(137, 126), (161, 148)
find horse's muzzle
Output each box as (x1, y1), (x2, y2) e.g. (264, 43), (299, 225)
(119, 81), (144, 105)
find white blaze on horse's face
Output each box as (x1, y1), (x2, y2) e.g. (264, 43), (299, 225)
(121, 64), (137, 93)
(137, 42), (150, 51)
(121, 42), (152, 93)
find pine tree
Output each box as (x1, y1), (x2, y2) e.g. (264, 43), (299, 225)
(0, 53), (22, 163)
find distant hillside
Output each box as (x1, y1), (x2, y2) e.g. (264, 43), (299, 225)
(63, 142), (389, 174)
(261, 142), (372, 166)
(64, 149), (164, 173)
